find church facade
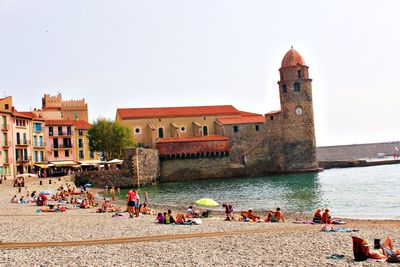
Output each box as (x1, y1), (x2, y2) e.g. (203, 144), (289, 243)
(116, 48), (319, 181)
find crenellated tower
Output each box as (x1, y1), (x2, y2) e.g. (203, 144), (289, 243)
(277, 47), (318, 171)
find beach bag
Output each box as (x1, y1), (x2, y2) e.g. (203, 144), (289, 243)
(352, 236), (368, 261)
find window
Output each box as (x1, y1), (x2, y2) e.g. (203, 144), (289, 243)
(298, 70), (303, 79)
(34, 136), (37, 147)
(2, 116), (6, 129)
(134, 128), (141, 134)
(34, 151), (38, 162)
(270, 116), (274, 121)
(78, 129), (84, 136)
(158, 128), (164, 138)
(79, 150), (84, 159)
(78, 138), (83, 148)
(294, 82), (301, 92)
(49, 126), (53, 136)
(255, 125), (260, 131)
(4, 104), (9, 110)
(16, 133), (20, 144)
(54, 151), (59, 158)
(65, 150), (69, 157)
(233, 126), (239, 132)
(39, 136), (43, 147)
(58, 126), (62, 136)
(67, 126), (72, 135)
(282, 84), (287, 93)
(23, 133), (27, 144)
(203, 126), (208, 136)
(34, 123), (42, 132)
(40, 151), (44, 162)
(23, 149), (27, 160)
(3, 133), (7, 146)
(180, 126), (186, 132)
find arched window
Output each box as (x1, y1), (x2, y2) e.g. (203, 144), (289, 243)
(282, 84), (287, 93)
(294, 82), (301, 92)
(158, 127), (164, 138)
(203, 126), (208, 136)
(298, 70), (303, 79)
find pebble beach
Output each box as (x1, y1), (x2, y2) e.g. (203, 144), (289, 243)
(1, 182), (399, 267)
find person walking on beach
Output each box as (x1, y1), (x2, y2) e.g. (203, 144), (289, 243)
(126, 189), (136, 218)
(110, 186), (115, 201)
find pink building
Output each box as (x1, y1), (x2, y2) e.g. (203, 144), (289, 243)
(45, 120), (76, 165)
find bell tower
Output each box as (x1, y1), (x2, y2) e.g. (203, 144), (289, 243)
(277, 47), (318, 171)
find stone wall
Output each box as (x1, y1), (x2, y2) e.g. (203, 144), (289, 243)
(317, 142), (400, 161)
(74, 169), (135, 188)
(129, 148), (160, 187)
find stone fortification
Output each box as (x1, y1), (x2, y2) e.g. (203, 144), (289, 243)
(128, 148), (160, 187)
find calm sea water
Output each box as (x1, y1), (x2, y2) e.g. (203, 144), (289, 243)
(120, 164), (400, 220)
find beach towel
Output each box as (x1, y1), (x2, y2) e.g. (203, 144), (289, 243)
(321, 227), (358, 232)
(292, 220), (315, 224)
(326, 254), (345, 259)
(112, 212), (129, 219)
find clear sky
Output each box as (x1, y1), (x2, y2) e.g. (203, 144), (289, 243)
(1, 0), (399, 146)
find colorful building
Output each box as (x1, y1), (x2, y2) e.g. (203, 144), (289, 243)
(12, 111), (34, 175)
(0, 96), (14, 178)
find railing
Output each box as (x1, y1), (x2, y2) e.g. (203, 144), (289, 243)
(16, 156), (32, 162)
(2, 141), (11, 147)
(33, 128), (43, 132)
(52, 131), (74, 137)
(16, 139), (30, 146)
(51, 144), (73, 149)
(33, 142), (45, 148)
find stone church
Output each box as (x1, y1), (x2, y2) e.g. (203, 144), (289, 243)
(116, 48), (319, 181)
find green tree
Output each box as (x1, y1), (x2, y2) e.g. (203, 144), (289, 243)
(88, 118), (134, 160)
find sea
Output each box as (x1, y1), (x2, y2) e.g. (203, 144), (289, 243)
(119, 164), (400, 220)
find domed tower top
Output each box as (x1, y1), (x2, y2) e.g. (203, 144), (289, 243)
(281, 47), (305, 68)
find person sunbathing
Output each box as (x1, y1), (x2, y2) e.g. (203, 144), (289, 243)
(156, 213), (165, 224)
(362, 237), (400, 260)
(313, 208), (323, 223)
(240, 209), (260, 222)
(80, 199), (89, 208)
(322, 208), (333, 224)
(10, 195), (18, 203)
(265, 207), (284, 222)
(166, 209), (176, 224)
(139, 202), (152, 215)
(186, 206), (199, 218)
(175, 213), (186, 224)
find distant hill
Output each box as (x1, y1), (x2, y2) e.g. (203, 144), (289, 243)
(316, 142), (400, 161)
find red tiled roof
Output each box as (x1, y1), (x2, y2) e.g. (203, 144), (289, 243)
(216, 115), (265, 125)
(45, 120), (75, 126)
(13, 111), (36, 119)
(156, 135), (229, 144)
(265, 110), (282, 116)
(240, 111), (262, 117)
(74, 120), (91, 129)
(117, 105), (241, 120)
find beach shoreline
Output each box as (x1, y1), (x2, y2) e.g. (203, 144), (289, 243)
(1, 182), (399, 266)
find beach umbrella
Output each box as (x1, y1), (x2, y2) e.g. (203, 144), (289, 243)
(84, 183), (92, 187)
(194, 198), (220, 207)
(39, 190), (51, 195)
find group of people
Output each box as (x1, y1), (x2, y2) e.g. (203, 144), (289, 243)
(313, 208), (338, 224)
(126, 189), (150, 218)
(239, 207), (285, 223)
(155, 209), (187, 224)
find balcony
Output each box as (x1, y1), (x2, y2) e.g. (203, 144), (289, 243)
(51, 144), (73, 149)
(2, 141), (11, 148)
(33, 128), (43, 133)
(33, 142), (45, 148)
(49, 131), (74, 137)
(16, 156), (32, 163)
(16, 139), (30, 146)
(1, 124), (9, 131)
(3, 158), (12, 164)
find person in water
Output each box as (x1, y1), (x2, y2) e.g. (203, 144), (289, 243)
(265, 207), (285, 222)
(313, 208), (323, 223)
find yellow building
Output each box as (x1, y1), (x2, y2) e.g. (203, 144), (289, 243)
(115, 105), (261, 148)
(73, 120), (97, 162)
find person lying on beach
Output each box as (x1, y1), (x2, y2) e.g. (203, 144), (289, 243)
(19, 196), (27, 204)
(139, 202), (153, 215)
(10, 195), (18, 203)
(240, 209), (261, 222)
(222, 203), (233, 221)
(175, 213), (186, 224)
(80, 199), (89, 209)
(362, 237), (400, 260)
(313, 208), (323, 223)
(265, 207), (284, 222)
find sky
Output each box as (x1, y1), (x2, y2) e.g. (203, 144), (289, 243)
(0, 0), (399, 146)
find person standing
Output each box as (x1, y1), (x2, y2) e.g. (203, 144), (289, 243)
(110, 186), (115, 201)
(126, 189), (136, 218)
(134, 191), (141, 217)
